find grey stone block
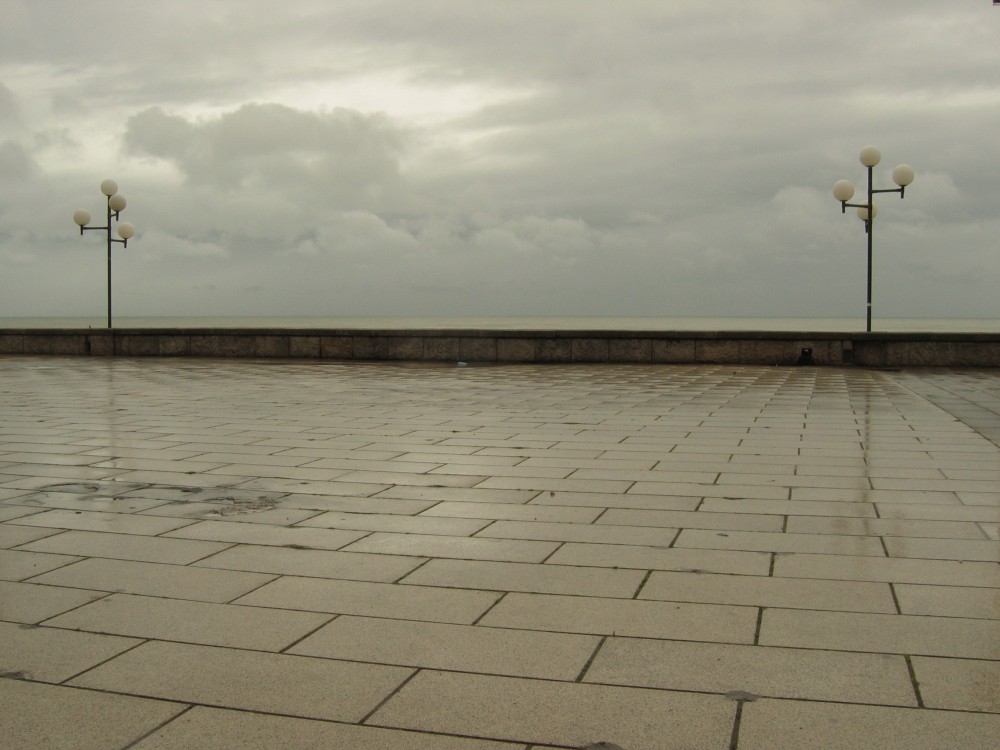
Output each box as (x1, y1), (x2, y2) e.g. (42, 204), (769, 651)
(853, 343), (887, 367)
(954, 342), (1000, 367)
(610, 339), (652, 363)
(87, 335), (115, 356)
(425, 337), (460, 361)
(460, 337), (497, 362)
(158, 335), (190, 356)
(696, 339), (740, 363)
(352, 336), (388, 360)
(808, 341), (836, 365)
(23, 334), (85, 355)
(739, 340), (831, 366)
(0, 334), (24, 354)
(572, 339), (609, 362)
(497, 338), (538, 362)
(118, 336), (160, 356)
(252, 336), (290, 358)
(737, 340), (786, 364)
(884, 342), (942, 367)
(288, 336), (321, 358)
(537, 339), (572, 362)
(191, 335), (254, 357)
(388, 337), (424, 360)
(651, 339), (695, 363)
(320, 336), (353, 359)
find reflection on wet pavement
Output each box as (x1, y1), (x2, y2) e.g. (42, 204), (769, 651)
(0, 358), (997, 749)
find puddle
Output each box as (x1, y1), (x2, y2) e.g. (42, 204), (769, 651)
(724, 690), (760, 702)
(38, 483), (100, 495)
(206, 497), (278, 516)
(120, 486), (285, 505)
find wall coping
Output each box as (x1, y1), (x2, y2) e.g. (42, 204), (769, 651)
(2, 327), (999, 341)
(2, 328), (998, 367)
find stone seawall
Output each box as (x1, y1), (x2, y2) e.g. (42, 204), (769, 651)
(2, 328), (999, 366)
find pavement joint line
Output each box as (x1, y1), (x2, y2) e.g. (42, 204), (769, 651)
(118, 705), (197, 750)
(278, 614), (339, 654)
(631, 570), (654, 600)
(57, 637), (151, 686)
(879, 536), (891, 558)
(358, 668), (421, 725)
(727, 700), (745, 750)
(470, 592), (508, 626)
(888, 583), (903, 615)
(574, 636), (608, 683)
(904, 654), (927, 709)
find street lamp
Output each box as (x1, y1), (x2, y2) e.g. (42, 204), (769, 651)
(832, 147), (914, 332)
(73, 179), (136, 328)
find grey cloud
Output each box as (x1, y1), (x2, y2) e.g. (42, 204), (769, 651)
(0, 0), (997, 321)
(124, 104), (410, 210)
(0, 82), (19, 124)
(0, 141), (39, 182)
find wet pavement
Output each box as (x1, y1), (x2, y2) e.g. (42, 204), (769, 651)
(0, 357), (997, 749)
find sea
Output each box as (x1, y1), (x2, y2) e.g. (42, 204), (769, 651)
(1, 316), (998, 332)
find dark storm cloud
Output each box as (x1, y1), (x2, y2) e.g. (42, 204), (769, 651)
(0, 0), (997, 320)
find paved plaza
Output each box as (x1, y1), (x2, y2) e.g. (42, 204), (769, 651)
(1, 356), (998, 749)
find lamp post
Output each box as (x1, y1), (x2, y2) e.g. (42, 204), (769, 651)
(832, 147), (914, 332)
(73, 179), (136, 328)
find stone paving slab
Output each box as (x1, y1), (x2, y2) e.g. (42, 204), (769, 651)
(130, 707), (523, 750)
(46, 593), (332, 651)
(18, 529), (233, 564)
(737, 698), (1000, 750)
(0, 620), (140, 683)
(545, 541), (772, 575)
(368, 670), (736, 748)
(1, 357), (998, 748)
(342, 530), (560, 562)
(234, 575), (502, 623)
(7, 508), (196, 535)
(759, 608), (1000, 659)
(70, 640), (413, 723)
(772, 551), (999, 586)
(298, 509), (491, 535)
(29, 553), (277, 601)
(0, 523), (63, 549)
(401, 558), (645, 598)
(893, 582), (1000, 619)
(6, 491), (168, 514)
(480, 591), (758, 643)
(0, 548), (82, 580)
(192, 542), (425, 582)
(160, 518), (368, 548)
(585, 636), (917, 705)
(637, 569), (897, 613)
(0, 580), (106, 623)
(0, 680), (187, 750)
(288, 615), (601, 680)
(910, 656), (1000, 712)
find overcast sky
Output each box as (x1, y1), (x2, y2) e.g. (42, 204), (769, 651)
(1, 0), (998, 322)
